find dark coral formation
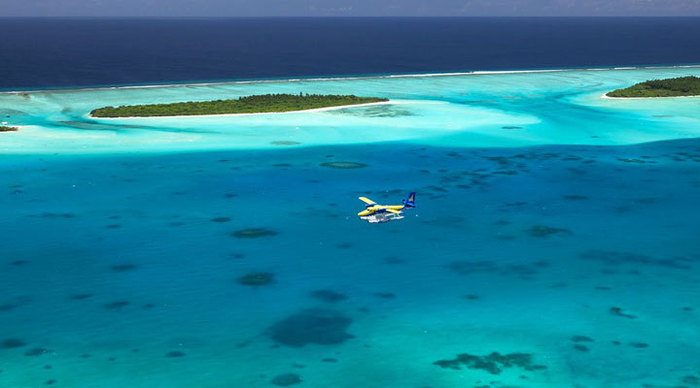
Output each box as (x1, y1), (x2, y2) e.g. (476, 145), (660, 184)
(110, 263), (138, 272)
(579, 250), (692, 269)
(629, 342), (649, 348)
(448, 259), (549, 277)
(527, 225), (572, 238)
(166, 350), (186, 358)
(433, 352), (546, 375)
(267, 308), (354, 347)
(572, 344), (589, 352)
(104, 300), (130, 310)
(330, 104), (413, 118)
(33, 212), (76, 219)
(271, 140), (302, 146)
(609, 306), (636, 319)
(0, 303), (18, 312)
(237, 272), (275, 287)
(570, 335), (594, 343)
(1, 338), (27, 349)
(271, 373), (303, 386)
(310, 290), (348, 303)
(25, 347), (51, 357)
(382, 256), (406, 265)
(69, 293), (93, 301)
(231, 228), (278, 239)
(319, 161), (368, 169)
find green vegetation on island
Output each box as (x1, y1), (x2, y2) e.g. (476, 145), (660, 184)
(0, 126), (19, 132)
(90, 93), (389, 118)
(606, 76), (700, 98)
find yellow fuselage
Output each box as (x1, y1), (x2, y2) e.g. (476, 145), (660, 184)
(357, 205), (404, 217)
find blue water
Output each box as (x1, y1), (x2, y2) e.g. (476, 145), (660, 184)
(2, 18), (700, 387)
(2, 139), (700, 386)
(2, 17), (700, 89)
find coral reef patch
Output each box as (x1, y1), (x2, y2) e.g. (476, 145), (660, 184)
(319, 161), (368, 169)
(25, 347), (51, 357)
(571, 335), (594, 343)
(69, 293), (93, 301)
(237, 272), (276, 287)
(629, 342), (649, 348)
(271, 140), (302, 146)
(609, 306), (637, 319)
(110, 263), (138, 272)
(527, 225), (572, 238)
(433, 352), (546, 375)
(231, 228), (278, 239)
(271, 373), (303, 386)
(330, 104), (413, 118)
(448, 259), (549, 277)
(268, 308), (354, 347)
(1, 338), (27, 349)
(579, 250), (692, 269)
(103, 300), (130, 310)
(310, 290), (348, 303)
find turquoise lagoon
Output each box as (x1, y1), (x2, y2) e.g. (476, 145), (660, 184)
(1, 67), (700, 387)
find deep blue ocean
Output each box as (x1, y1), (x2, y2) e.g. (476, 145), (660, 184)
(1, 17), (700, 89)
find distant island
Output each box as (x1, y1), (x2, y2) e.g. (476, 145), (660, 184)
(606, 76), (700, 98)
(0, 125), (19, 132)
(90, 93), (389, 118)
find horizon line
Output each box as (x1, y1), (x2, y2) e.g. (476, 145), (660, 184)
(2, 15), (700, 19)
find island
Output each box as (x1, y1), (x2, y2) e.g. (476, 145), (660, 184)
(606, 76), (700, 98)
(0, 125), (19, 132)
(90, 93), (389, 118)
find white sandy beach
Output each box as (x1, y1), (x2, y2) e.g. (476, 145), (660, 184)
(88, 100), (395, 120)
(601, 93), (700, 100)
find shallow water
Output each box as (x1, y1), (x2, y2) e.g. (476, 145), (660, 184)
(1, 69), (700, 387)
(2, 67), (700, 153)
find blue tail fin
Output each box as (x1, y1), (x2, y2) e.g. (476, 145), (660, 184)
(402, 192), (416, 208)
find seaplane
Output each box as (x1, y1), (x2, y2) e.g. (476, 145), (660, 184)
(357, 192), (416, 223)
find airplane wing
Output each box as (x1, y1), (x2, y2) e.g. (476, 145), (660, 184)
(385, 208), (402, 214)
(358, 196), (377, 205)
